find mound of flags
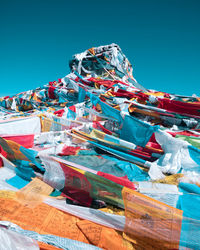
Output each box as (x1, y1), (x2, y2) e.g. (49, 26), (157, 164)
(0, 44), (200, 249)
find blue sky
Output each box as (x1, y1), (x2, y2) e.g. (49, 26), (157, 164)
(1, 0), (200, 96)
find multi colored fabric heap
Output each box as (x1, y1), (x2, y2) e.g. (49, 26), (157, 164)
(0, 43), (200, 249)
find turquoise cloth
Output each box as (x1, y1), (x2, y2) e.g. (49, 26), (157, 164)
(178, 183), (200, 249)
(120, 115), (159, 147)
(6, 175), (29, 189)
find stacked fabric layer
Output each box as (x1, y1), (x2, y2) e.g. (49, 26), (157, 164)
(0, 43), (200, 249)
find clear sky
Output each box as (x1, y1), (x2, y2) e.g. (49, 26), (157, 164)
(1, 0), (200, 96)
